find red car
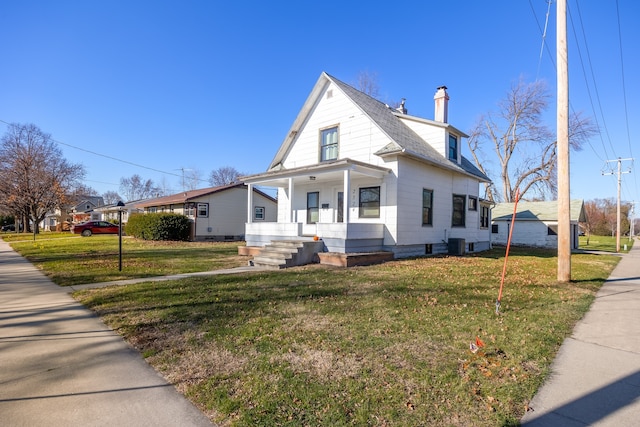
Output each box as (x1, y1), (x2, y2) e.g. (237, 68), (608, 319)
(71, 221), (120, 237)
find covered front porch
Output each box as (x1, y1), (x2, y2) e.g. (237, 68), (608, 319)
(242, 159), (393, 254)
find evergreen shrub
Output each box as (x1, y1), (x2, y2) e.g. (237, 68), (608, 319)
(125, 213), (191, 241)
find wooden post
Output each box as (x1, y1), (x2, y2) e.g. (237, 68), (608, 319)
(557, 0), (571, 282)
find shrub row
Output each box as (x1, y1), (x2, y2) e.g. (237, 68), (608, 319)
(125, 213), (191, 241)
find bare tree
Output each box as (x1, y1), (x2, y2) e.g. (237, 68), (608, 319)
(467, 78), (596, 202)
(184, 168), (203, 190)
(209, 166), (241, 186)
(0, 123), (85, 232)
(102, 190), (123, 205)
(119, 174), (161, 201)
(70, 183), (98, 197)
(356, 70), (380, 99)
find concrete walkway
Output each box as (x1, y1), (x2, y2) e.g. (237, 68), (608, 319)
(0, 239), (215, 426)
(521, 240), (640, 426)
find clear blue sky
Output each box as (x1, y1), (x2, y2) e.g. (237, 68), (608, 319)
(1, 1), (638, 207)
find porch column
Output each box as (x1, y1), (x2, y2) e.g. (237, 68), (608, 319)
(288, 178), (294, 223)
(246, 183), (253, 223)
(343, 170), (350, 223)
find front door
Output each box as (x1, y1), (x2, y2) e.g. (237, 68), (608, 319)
(303, 191), (319, 236)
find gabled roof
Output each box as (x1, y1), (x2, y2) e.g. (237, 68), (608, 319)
(268, 72), (489, 182)
(492, 199), (586, 222)
(134, 183), (275, 209)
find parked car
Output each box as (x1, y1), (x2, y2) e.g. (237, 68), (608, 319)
(71, 221), (120, 237)
(1, 224), (21, 232)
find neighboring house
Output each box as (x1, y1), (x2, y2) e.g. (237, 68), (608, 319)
(93, 200), (143, 224)
(241, 72), (491, 258)
(134, 183), (277, 241)
(491, 199), (586, 249)
(43, 195), (105, 231)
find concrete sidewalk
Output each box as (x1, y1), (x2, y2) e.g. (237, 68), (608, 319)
(521, 240), (640, 426)
(0, 239), (214, 426)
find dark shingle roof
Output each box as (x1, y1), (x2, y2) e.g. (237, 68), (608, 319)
(326, 73), (489, 182)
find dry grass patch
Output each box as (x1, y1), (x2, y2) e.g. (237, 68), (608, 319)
(72, 247), (619, 426)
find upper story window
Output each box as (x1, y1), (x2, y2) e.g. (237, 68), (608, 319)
(320, 126), (339, 161)
(448, 134), (458, 161)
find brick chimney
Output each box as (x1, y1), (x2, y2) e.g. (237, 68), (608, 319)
(434, 86), (449, 123)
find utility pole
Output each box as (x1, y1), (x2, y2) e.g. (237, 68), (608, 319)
(602, 158), (633, 252)
(630, 202), (636, 240)
(557, 0), (571, 282)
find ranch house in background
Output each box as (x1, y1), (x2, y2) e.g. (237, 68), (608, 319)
(241, 72), (492, 266)
(135, 183), (276, 241)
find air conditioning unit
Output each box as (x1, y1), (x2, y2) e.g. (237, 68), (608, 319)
(448, 238), (465, 255)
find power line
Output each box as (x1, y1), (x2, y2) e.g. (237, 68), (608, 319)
(0, 118), (188, 183)
(571, 0), (617, 160)
(614, 0), (638, 202)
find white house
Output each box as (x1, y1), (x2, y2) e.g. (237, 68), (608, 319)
(134, 183), (277, 241)
(241, 72), (491, 260)
(491, 199), (586, 249)
(93, 200), (143, 224)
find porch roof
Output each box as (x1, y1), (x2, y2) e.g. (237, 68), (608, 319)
(240, 158), (391, 187)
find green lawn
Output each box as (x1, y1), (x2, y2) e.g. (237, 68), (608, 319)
(6, 234), (246, 286)
(5, 236), (622, 425)
(579, 234), (634, 252)
(3, 236), (619, 426)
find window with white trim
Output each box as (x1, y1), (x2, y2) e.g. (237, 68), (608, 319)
(448, 134), (458, 161)
(197, 203), (209, 217)
(254, 206), (265, 221)
(320, 126), (339, 161)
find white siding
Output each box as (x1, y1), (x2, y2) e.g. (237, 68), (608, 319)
(182, 188), (277, 239)
(394, 157), (489, 248)
(399, 117), (447, 158)
(492, 220), (558, 248)
(283, 82), (392, 169)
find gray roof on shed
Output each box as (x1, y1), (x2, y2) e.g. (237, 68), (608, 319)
(492, 199), (586, 222)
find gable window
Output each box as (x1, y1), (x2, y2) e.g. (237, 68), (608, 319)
(422, 189), (433, 226)
(307, 192), (319, 224)
(359, 186), (380, 218)
(320, 126), (339, 162)
(452, 194), (466, 227)
(480, 205), (490, 228)
(197, 203), (209, 218)
(468, 196), (477, 211)
(448, 134), (458, 161)
(254, 206), (265, 221)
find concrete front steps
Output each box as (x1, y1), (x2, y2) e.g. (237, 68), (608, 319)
(250, 240), (325, 269)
